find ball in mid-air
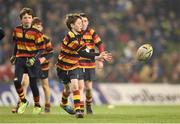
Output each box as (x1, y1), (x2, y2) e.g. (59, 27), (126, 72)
(136, 44), (153, 61)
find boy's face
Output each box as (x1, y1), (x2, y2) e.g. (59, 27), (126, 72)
(81, 17), (89, 31)
(71, 18), (82, 33)
(34, 24), (43, 32)
(21, 13), (33, 28)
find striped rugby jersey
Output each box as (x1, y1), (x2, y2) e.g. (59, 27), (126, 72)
(13, 25), (45, 57)
(79, 28), (102, 68)
(56, 31), (85, 71)
(40, 35), (53, 71)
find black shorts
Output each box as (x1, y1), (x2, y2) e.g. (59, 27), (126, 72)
(15, 57), (43, 79)
(56, 68), (80, 84)
(24, 70), (48, 80)
(79, 68), (96, 81)
(40, 70), (48, 79)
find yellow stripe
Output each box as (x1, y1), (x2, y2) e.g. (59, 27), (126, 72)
(68, 40), (78, 48)
(61, 58), (78, 64)
(68, 31), (75, 38)
(61, 48), (78, 54)
(19, 92), (24, 97)
(62, 96), (68, 99)
(74, 106), (80, 110)
(63, 39), (68, 45)
(73, 95), (80, 100)
(79, 65), (95, 68)
(83, 35), (92, 39)
(79, 57), (91, 60)
(89, 29), (95, 35)
(43, 60), (49, 63)
(87, 45), (94, 49)
(41, 66), (49, 71)
(25, 34), (35, 40)
(17, 45), (25, 50)
(36, 36), (44, 44)
(20, 96), (25, 99)
(80, 41), (84, 45)
(17, 44), (37, 51)
(43, 34), (49, 39)
(94, 37), (101, 44)
(16, 32), (23, 38)
(26, 46), (37, 51)
(56, 65), (78, 71)
(46, 42), (51, 46)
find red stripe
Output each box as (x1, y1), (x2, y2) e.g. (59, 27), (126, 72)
(73, 90), (80, 95)
(38, 44), (45, 50)
(64, 36), (69, 41)
(86, 42), (94, 46)
(61, 44), (72, 51)
(71, 43), (79, 49)
(63, 55), (79, 61)
(15, 28), (37, 35)
(26, 31), (36, 35)
(15, 28), (22, 33)
(98, 44), (105, 53)
(93, 35), (99, 40)
(56, 63), (78, 70)
(42, 50), (53, 55)
(16, 53), (35, 57)
(86, 44), (95, 48)
(74, 104), (80, 108)
(41, 63), (49, 68)
(17, 41), (35, 47)
(35, 33), (43, 39)
(79, 62), (95, 66)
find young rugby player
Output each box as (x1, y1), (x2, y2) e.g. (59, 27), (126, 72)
(10, 8), (46, 114)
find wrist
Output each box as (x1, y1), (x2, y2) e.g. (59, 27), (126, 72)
(95, 56), (101, 60)
(39, 57), (46, 64)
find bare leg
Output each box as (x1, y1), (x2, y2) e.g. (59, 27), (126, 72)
(85, 80), (93, 114)
(41, 78), (51, 113)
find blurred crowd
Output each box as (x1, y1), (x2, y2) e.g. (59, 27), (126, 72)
(0, 0), (179, 83)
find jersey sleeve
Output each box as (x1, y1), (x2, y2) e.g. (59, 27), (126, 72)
(35, 30), (46, 50)
(91, 29), (104, 52)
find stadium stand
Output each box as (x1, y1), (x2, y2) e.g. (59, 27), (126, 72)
(0, 0), (179, 83)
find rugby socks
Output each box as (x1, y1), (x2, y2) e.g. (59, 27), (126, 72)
(86, 89), (92, 105)
(61, 91), (69, 105)
(80, 101), (84, 113)
(16, 86), (26, 103)
(45, 103), (50, 108)
(73, 90), (80, 111)
(34, 96), (40, 107)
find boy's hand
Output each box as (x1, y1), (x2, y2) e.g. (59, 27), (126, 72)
(10, 56), (16, 65)
(26, 57), (36, 67)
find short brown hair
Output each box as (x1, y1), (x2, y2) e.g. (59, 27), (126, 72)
(32, 17), (42, 26)
(79, 13), (88, 19)
(65, 13), (81, 30)
(20, 7), (34, 19)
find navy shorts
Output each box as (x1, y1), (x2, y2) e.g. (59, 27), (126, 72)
(15, 57), (43, 79)
(56, 68), (80, 84)
(79, 68), (96, 81)
(40, 70), (48, 79)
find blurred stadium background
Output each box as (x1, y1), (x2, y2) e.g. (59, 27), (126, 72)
(0, 0), (180, 122)
(0, 0), (180, 83)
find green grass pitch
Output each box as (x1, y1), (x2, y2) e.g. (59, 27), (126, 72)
(0, 105), (180, 123)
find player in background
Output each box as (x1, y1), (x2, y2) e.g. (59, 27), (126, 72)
(11, 17), (53, 113)
(78, 13), (105, 114)
(10, 8), (46, 114)
(56, 14), (112, 118)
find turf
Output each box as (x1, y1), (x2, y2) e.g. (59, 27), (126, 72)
(0, 105), (180, 123)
